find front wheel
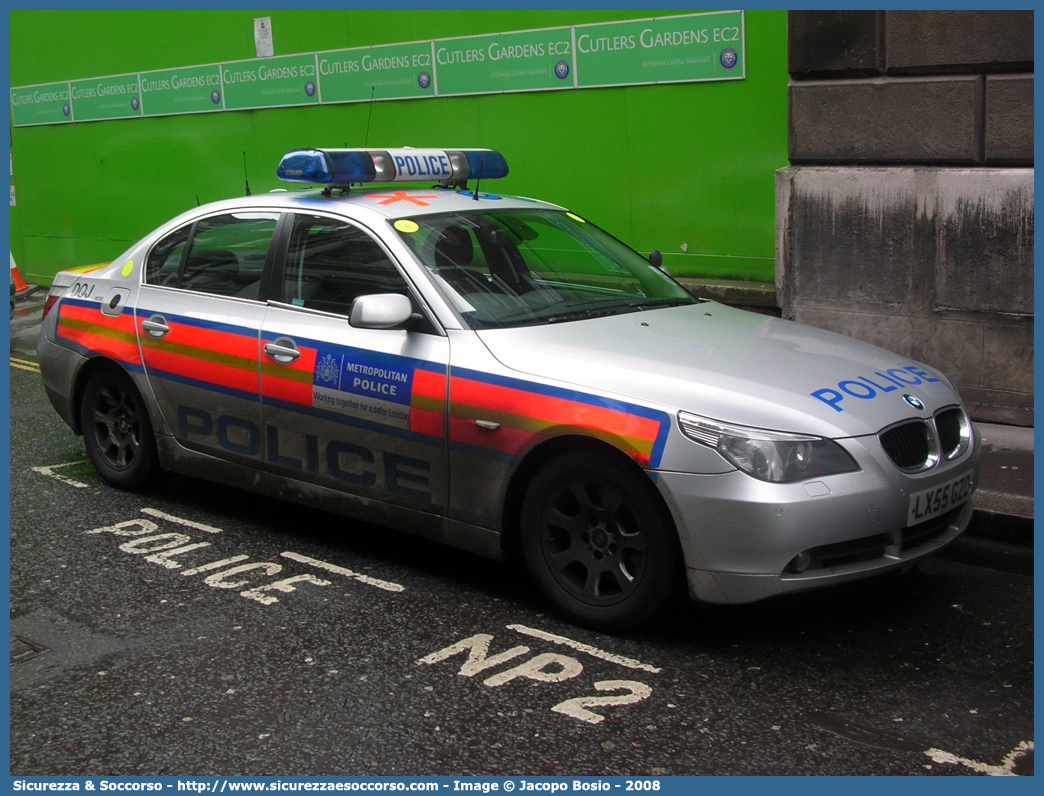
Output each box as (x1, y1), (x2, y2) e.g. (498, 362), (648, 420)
(520, 452), (680, 631)
(80, 365), (160, 490)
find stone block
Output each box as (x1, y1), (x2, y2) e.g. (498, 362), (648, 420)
(885, 11), (1035, 75)
(983, 322), (1034, 393)
(959, 386), (1033, 427)
(789, 77), (983, 164)
(780, 168), (917, 309)
(985, 75), (1034, 165)
(933, 169), (1034, 315)
(788, 11), (883, 78)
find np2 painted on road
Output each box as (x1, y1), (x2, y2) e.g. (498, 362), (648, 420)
(418, 632), (655, 725)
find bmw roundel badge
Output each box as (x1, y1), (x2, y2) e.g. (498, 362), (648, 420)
(903, 394), (925, 410)
(304, 80), (316, 97)
(211, 90), (221, 104)
(418, 71), (431, 89)
(131, 97), (139, 111)
(555, 60), (570, 80)
(720, 48), (738, 69)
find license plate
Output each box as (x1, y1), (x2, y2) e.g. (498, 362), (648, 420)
(908, 472), (974, 526)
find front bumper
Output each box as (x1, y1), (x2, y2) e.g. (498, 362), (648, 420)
(656, 429), (981, 604)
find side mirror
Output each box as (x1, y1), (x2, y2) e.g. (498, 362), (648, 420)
(349, 293), (414, 329)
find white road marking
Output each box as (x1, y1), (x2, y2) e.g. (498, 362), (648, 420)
(482, 652), (583, 687)
(507, 624), (661, 674)
(181, 556), (249, 576)
(924, 740), (1033, 776)
(551, 680), (653, 724)
(280, 551), (404, 592)
(241, 574), (332, 606)
(31, 460), (92, 488)
(418, 634), (530, 676)
(141, 507), (223, 534)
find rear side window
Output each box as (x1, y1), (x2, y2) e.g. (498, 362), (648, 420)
(144, 212), (279, 299)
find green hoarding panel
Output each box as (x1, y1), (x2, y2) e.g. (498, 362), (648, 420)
(221, 54), (320, 110)
(317, 42), (435, 103)
(10, 82), (72, 126)
(575, 11), (744, 88)
(434, 27), (575, 96)
(69, 74), (143, 121)
(141, 65), (224, 116)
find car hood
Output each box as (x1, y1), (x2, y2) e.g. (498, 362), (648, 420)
(474, 302), (962, 439)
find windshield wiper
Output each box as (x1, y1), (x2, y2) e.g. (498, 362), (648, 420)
(625, 297), (696, 310)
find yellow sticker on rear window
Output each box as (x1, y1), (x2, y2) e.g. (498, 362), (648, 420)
(394, 219), (419, 233)
(566, 212), (586, 223)
(121, 259), (134, 277)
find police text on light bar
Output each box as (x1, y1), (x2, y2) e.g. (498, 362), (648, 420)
(276, 147), (509, 185)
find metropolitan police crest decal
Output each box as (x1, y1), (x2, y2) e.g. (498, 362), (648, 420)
(316, 354), (340, 386)
(720, 48), (738, 69)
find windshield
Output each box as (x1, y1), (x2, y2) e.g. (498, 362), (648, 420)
(394, 208), (697, 329)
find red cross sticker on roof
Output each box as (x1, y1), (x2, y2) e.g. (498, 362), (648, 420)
(366, 191), (438, 207)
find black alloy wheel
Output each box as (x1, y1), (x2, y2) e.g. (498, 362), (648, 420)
(521, 452), (679, 630)
(80, 365), (160, 489)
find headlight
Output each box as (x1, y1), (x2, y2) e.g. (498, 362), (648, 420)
(677, 411), (859, 483)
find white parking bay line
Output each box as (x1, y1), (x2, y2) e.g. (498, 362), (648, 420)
(507, 624), (661, 674)
(141, 508), (224, 535)
(280, 551), (405, 593)
(30, 460), (92, 488)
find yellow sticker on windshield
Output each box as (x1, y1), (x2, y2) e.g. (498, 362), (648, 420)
(566, 212), (586, 223)
(394, 219), (419, 233)
(121, 259), (134, 277)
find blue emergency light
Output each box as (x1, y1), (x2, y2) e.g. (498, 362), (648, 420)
(276, 147), (508, 186)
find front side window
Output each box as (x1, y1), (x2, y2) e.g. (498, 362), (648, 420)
(144, 212), (279, 299)
(395, 209), (695, 329)
(280, 214), (414, 316)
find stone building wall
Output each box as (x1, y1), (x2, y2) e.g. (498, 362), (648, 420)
(777, 11), (1033, 425)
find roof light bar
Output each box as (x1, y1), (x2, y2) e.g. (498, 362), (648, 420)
(276, 148), (508, 185)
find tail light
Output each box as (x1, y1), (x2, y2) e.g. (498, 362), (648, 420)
(42, 285), (69, 319)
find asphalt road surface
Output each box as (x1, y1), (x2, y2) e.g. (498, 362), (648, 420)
(8, 325), (1034, 777)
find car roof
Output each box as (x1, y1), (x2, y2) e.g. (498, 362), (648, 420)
(191, 186), (564, 223)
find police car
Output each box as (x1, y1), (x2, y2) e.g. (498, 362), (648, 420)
(38, 147), (980, 630)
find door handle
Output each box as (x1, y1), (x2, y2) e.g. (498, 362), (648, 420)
(141, 315), (170, 338)
(264, 338), (301, 364)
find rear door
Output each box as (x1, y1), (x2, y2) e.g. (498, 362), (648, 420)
(136, 210), (281, 467)
(258, 212), (450, 513)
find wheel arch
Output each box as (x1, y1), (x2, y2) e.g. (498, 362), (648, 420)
(500, 433), (676, 563)
(70, 357), (162, 437)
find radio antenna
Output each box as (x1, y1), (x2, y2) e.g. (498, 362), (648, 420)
(473, 158), (483, 201)
(242, 151), (252, 196)
(363, 87), (375, 148)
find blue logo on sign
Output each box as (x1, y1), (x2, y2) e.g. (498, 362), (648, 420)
(62, 104), (70, 117)
(131, 97), (139, 111)
(211, 90), (221, 104)
(554, 60), (570, 80)
(720, 48), (738, 69)
(304, 81), (316, 97)
(315, 353), (342, 388)
(418, 71), (431, 89)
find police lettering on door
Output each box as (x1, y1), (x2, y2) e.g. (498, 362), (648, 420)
(176, 405), (432, 502)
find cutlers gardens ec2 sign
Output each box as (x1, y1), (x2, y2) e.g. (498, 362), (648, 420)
(11, 11), (745, 127)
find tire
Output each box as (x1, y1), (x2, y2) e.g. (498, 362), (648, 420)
(80, 365), (160, 490)
(520, 452), (679, 631)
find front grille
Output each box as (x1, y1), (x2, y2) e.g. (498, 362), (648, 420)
(798, 532), (891, 571)
(935, 408), (965, 459)
(879, 421), (930, 470)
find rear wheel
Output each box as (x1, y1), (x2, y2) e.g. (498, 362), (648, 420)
(80, 365), (160, 489)
(520, 452), (679, 631)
